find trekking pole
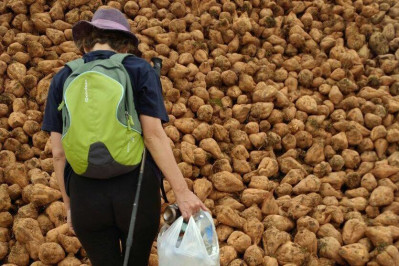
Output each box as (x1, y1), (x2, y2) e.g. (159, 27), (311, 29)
(123, 148), (147, 266)
(123, 57), (162, 266)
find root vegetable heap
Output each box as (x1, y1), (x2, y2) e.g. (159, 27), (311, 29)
(1, 0), (399, 265)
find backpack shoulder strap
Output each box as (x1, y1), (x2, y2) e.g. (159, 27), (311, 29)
(110, 53), (135, 64)
(58, 58), (84, 111)
(65, 58), (84, 72)
(109, 53), (142, 133)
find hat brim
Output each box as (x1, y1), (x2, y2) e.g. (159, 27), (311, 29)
(72, 20), (139, 46)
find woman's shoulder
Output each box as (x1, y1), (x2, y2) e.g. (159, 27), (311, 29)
(54, 65), (73, 80)
(51, 65), (73, 89)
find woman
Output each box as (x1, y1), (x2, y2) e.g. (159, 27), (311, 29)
(42, 8), (207, 266)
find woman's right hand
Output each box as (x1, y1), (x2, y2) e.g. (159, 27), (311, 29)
(174, 188), (209, 220)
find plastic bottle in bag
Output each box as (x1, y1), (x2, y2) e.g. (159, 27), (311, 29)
(162, 205), (217, 253)
(157, 210), (220, 266)
(194, 212), (218, 256)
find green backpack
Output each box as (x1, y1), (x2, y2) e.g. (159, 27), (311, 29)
(58, 54), (144, 178)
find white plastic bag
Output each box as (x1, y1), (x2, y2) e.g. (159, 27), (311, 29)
(157, 211), (220, 266)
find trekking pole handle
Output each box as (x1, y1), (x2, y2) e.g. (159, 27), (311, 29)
(151, 57), (162, 77)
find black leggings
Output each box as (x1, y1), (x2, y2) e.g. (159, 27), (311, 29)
(69, 163), (161, 266)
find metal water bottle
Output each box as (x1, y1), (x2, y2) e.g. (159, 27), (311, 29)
(163, 204), (181, 225)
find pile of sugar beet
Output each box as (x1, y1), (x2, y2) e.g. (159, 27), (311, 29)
(1, 0), (399, 265)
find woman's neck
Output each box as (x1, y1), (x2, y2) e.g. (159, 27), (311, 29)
(87, 43), (116, 52)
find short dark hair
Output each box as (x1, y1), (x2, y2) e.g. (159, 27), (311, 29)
(75, 27), (141, 56)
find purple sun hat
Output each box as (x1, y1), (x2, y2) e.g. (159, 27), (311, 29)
(72, 8), (139, 46)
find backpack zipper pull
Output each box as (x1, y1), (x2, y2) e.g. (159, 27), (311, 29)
(125, 111), (135, 130)
(57, 100), (65, 111)
(129, 116), (134, 127)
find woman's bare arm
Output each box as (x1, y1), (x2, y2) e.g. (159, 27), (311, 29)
(50, 132), (74, 232)
(140, 115), (207, 219)
(50, 132), (69, 207)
